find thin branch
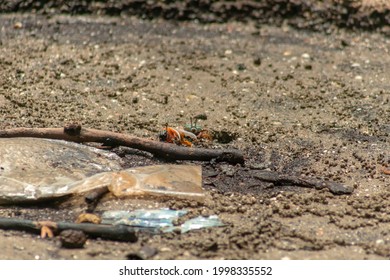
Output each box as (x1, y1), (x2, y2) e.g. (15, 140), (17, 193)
(0, 217), (139, 242)
(253, 170), (353, 195)
(0, 126), (245, 164)
(84, 186), (110, 213)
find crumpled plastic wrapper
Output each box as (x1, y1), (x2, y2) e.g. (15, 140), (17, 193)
(0, 138), (203, 204)
(101, 209), (224, 234)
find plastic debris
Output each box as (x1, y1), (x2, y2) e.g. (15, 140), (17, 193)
(180, 215), (225, 233)
(102, 209), (187, 229)
(101, 209), (224, 234)
(68, 164), (203, 201)
(0, 138), (122, 204)
(0, 138), (203, 204)
(106, 164), (203, 200)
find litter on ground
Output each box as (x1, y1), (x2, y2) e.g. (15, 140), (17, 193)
(101, 209), (224, 234)
(0, 138), (204, 204)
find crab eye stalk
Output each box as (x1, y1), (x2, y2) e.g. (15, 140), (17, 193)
(194, 113), (207, 121)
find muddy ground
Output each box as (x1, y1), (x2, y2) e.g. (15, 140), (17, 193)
(1, 1), (390, 259)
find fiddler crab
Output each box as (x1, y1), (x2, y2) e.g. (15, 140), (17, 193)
(159, 114), (212, 147)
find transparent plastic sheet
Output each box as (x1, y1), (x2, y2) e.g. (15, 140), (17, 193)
(0, 138), (204, 204)
(0, 138), (122, 203)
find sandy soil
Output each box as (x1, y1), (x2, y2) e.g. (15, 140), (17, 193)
(0, 1), (390, 259)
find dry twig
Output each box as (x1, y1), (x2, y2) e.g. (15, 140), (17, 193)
(253, 170), (353, 195)
(0, 125), (244, 164)
(0, 217), (138, 242)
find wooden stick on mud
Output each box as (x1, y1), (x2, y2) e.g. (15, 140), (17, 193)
(0, 217), (139, 242)
(253, 170), (353, 195)
(84, 186), (110, 213)
(0, 125), (245, 164)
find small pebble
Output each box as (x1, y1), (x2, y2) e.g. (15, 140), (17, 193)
(253, 57), (261, 66)
(376, 239), (384, 245)
(237, 63), (246, 71)
(76, 213), (101, 224)
(14, 22), (23, 29)
(127, 246), (158, 260)
(60, 230), (87, 249)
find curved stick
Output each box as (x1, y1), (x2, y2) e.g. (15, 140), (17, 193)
(0, 126), (245, 164)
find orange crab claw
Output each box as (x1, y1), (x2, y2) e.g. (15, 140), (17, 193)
(197, 129), (213, 141)
(163, 127), (193, 147)
(165, 127), (181, 143)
